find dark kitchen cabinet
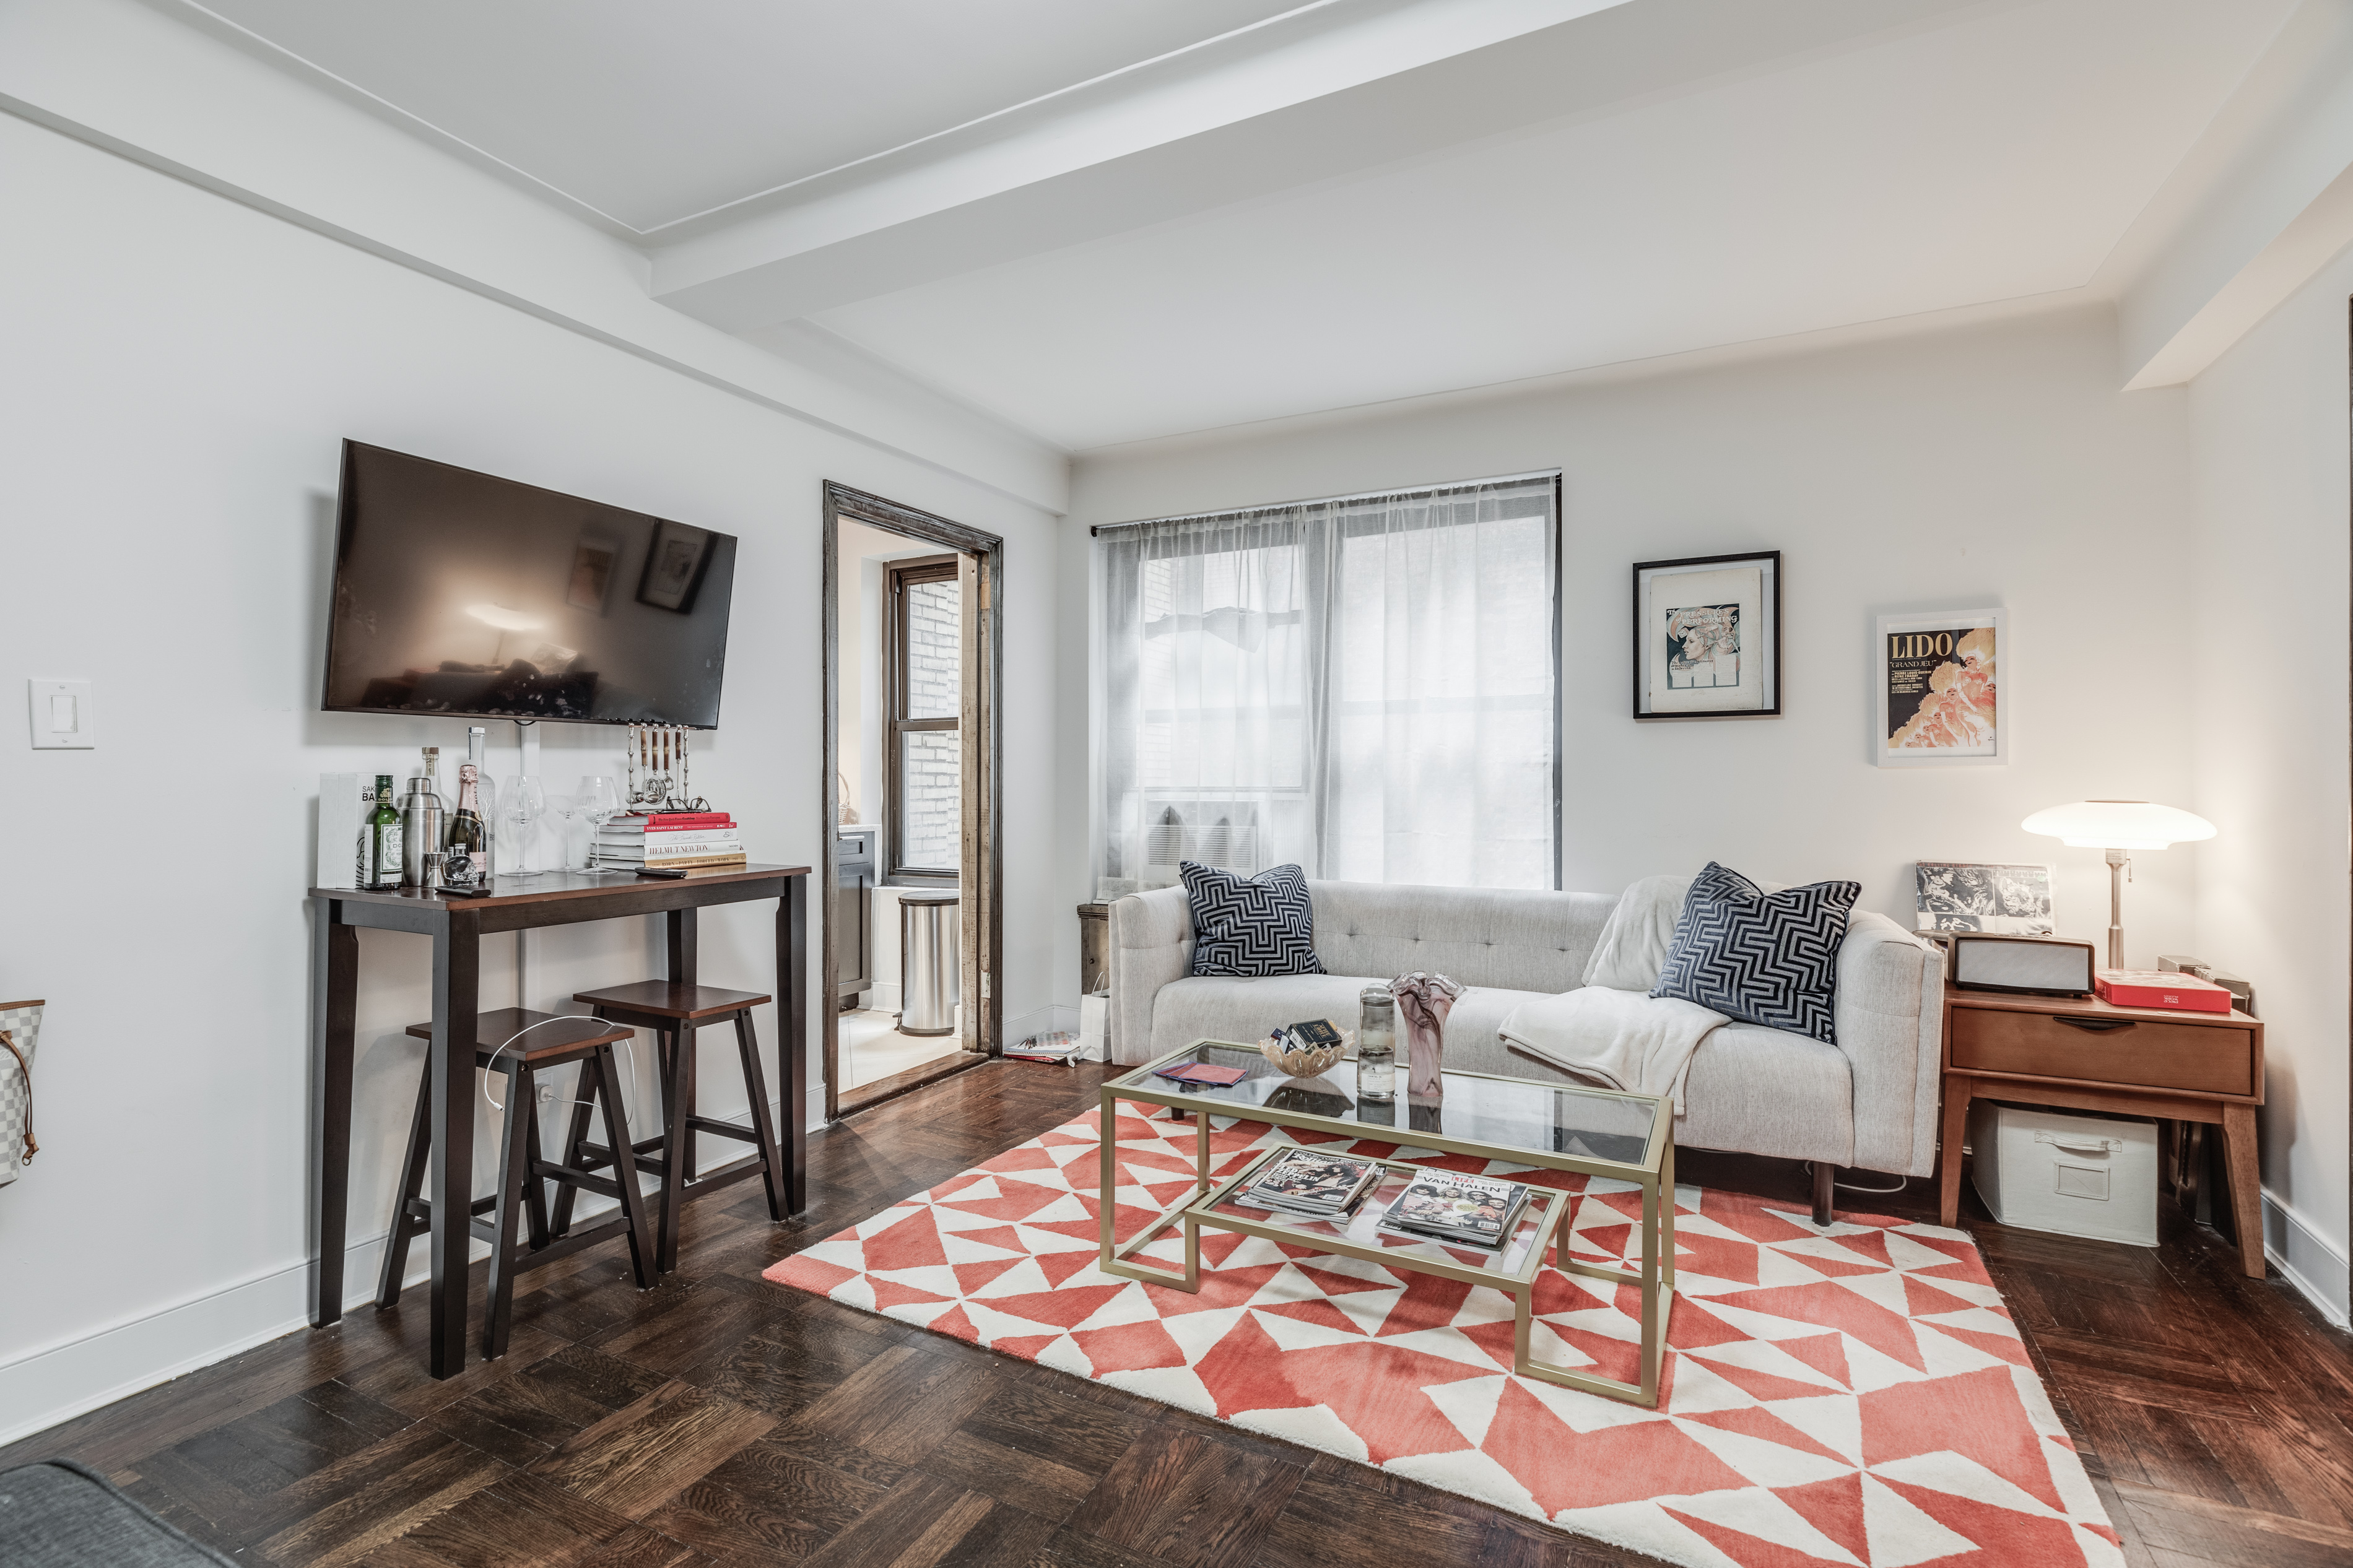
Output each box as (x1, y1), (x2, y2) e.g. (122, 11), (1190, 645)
(837, 826), (877, 1004)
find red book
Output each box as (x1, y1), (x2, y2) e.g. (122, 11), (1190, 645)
(2094, 970), (2234, 1014)
(644, 814), (734, 830)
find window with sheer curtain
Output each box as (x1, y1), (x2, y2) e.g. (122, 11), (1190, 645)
(1094, 474), (1558, 898)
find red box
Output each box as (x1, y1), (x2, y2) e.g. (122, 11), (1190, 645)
(2094, 969), (2235, 1013)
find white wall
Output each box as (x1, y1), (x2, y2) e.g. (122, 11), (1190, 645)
(835, 520), (977, 1016)
(0, 0), (1068, 516)
(2186, 250), (2352, 1321)
(1070, 305), (2201, 953)
(837, 517), (929, 828)
(0, 109), (1063, 1442)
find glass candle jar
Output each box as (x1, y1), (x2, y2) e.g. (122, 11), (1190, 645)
(1356, 985), (1397, 1102)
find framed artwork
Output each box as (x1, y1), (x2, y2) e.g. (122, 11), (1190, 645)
(1915, 860), (2054, 935)
(1632, 551), (1780, 718)
(565, 532), (618, 612)
(636, 520), (715, 614)
(1876, 607), (2003, 766)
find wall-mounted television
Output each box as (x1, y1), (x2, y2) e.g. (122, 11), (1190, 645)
(322, 441), (737, 727)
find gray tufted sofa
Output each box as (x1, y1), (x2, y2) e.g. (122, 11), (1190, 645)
(1108, 878), (1943, 1220)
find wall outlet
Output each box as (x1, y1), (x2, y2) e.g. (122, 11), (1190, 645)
(28, 679), (93, 748)
(537, 1084), (557, 1106)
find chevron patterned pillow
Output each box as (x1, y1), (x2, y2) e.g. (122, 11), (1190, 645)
(1181, 861), (1326, 978)
(1650, 862), (1859, 1043)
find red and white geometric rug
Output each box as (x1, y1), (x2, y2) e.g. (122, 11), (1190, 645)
(767, 1099), (2123, 1568)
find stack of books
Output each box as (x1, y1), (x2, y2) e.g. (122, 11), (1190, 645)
(596, 811), (746, 870)
(1235, 1148), (1382, 1219)
(1377, 1167), (1532, 1251)
(1003, 1031), (1081, 1063)
(2094, 969), (2235, 1013)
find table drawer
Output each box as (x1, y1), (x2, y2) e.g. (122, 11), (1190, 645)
(1950, 1007), (2253, 1096)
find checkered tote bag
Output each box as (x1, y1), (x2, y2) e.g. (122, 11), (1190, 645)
(0, 999), (41, 1189)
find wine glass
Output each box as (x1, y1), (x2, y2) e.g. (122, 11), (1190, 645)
(576, 776), (622, 871)
(544, 792), (580, 872)
(502, 776), (546, 878)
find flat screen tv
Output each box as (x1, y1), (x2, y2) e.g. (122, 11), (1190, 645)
(322, 441), (736, 727)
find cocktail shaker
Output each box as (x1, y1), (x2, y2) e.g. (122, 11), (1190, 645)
(399, 774), (445, 887)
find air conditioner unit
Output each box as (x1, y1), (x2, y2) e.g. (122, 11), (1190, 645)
(1144, 800), (1261, 877)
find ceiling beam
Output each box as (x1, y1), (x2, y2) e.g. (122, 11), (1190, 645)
(648, 0), (1989, 332)
(2110, 1), (2353, 389)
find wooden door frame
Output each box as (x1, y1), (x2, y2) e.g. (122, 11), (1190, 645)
(820, 482), (1004, 1120)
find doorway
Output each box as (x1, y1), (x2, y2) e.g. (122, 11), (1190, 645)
(822, 483), (1003, 1119)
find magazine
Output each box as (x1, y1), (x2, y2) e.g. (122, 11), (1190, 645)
(1914, 860), (2054, 936)
(1004, 1031), (1080, 1063)
(1378, 1168), (1531, 1250)
(1235, 1148), (1382, 1218)
(1153, 1062), (1246, 1087)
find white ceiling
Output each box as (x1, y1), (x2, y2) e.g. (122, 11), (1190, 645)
(183, 0), (1306, 232)
(157, 0), (2302, 454)
(814, 0), (2295, 448)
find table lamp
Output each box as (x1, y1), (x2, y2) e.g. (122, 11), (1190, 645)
(2020, 800), (2216, 970)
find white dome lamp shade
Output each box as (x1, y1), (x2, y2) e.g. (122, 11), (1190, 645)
(2020, 800), (2216, 969)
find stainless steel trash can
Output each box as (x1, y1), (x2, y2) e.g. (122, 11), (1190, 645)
(898, 889), (960, 1036)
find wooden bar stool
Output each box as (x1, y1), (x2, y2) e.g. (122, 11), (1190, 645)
(378, 1008), (655, 1358)
(572, 982), (786, 1272)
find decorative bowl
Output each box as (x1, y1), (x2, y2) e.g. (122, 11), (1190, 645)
(1258, 1028), (1352, 1078)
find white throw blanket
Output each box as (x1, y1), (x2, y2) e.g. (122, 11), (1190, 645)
(1579, 873), (1694, 990)
(1497, 986), (1726, 1113)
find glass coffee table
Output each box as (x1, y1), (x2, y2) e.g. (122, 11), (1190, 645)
(1100, 1039), (1676, 1407)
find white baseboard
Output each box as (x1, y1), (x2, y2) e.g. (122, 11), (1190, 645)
(0, 1222), (435, 1453)
(0, 1096), (818, 1452)
(2263, 1187), (2351, 1327)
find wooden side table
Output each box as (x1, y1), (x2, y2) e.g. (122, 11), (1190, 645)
(1937, 989), (2266, 1276)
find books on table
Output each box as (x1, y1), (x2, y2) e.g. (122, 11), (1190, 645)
(1004, 1031), (1081, 1063)
(1377, 1167), (1533, 1250)
(596, 812), (747, 868)
(1152, 1062), (1245, 1087)
(2094, 969), (2235, 1013)
(1235, 1148), (1382, 1219)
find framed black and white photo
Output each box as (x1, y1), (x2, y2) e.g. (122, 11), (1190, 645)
(1876, 607), (2004, 766)
(1632, 551), (1780, 719)
(1914, 860), (2053, 935)
(636, 520), (716, 614)
(565, 532), (618, 613)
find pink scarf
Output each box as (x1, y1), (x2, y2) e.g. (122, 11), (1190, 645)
(1389, 972), (1463, 1098)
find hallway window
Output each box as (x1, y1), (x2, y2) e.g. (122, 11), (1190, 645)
(886, 555), (960, 883)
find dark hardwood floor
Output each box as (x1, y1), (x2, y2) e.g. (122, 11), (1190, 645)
(5, 1062), (2347, 1567)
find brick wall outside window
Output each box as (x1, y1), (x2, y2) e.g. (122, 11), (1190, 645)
(900, 578), (959, 868)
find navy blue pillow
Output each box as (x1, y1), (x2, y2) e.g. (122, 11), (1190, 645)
(1651, 862), (1859, 1043)
(1181, 862), (1324, 978)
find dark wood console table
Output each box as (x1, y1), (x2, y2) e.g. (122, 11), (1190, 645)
(309, 864), (811, 1379)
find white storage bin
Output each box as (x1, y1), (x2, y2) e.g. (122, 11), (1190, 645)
(1968, 1100), (2158, 1246)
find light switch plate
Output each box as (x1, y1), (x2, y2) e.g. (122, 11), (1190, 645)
(28, 679), (94, 748)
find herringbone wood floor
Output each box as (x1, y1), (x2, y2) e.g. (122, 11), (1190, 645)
(4, 1061), (2347, 1567)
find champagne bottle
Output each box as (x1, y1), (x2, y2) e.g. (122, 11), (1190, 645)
(465, 726), (498, 871)
(446, 762), (489, 873)
(367, 774), (403, 891)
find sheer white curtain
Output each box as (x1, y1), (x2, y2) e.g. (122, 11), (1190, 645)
(1094, 474), (1557, 897)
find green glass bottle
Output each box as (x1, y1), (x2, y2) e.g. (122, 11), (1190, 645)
(367, 774), (403, 891)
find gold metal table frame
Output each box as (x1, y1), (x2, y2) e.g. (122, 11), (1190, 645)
(1096, 1041), (1677, 1408)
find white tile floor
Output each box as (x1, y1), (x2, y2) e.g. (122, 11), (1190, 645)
(838, 1005), (966, 1090)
